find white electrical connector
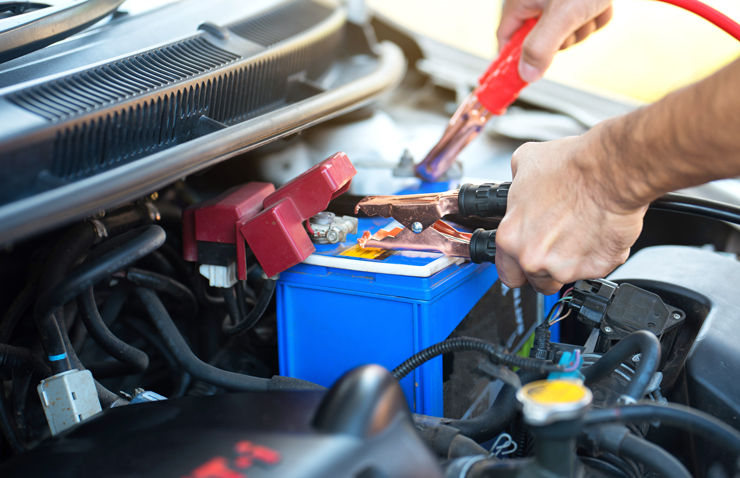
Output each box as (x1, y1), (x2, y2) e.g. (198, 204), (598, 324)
(199, 262), (237, 288)
(37, 369), (102, 435)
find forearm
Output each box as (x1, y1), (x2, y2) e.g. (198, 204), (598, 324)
(588, 56), (740, 211)
(494, 0), (740, 293)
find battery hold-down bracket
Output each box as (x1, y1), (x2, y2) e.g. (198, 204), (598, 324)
(183, 152), (356, 280)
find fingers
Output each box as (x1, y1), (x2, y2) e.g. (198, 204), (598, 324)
(495, 212), (564, 295)
(496, 0), (545, 49)
(496, 252), (564, 296)
(525, 274), (564, 296)
(595, 6), (614, 30)
(494, 135), (645, 296)
(496, 235), (564, 295)
(496, 12), (524, 50)
(517, 0), (613, 82)
(573, 20), (597, 44)
(557, 10), (612, 52)
(495, 247), (527, 288)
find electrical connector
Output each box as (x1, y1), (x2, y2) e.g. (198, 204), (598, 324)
(130, 388), (167, 404)
(570, 279), (618, 328)
(307, 212), (358, 244)
(199, 262), (237, 288)
(570, 279), (685, 338)
(37, 369), (102, 435)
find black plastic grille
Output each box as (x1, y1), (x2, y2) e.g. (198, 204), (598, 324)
(228, 0), (333, 46)
(49, 31), (341, 180)
(10, 36), (240, 121)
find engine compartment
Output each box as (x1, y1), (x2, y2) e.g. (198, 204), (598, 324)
(0, 1), (739, 477)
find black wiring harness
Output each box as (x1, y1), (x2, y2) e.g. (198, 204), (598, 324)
(391, 336), (564, 380)
(0, 201), (307, 454)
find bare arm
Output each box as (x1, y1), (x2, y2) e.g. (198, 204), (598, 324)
(596, 57), (740, 208)
(495, 56), (740, 294)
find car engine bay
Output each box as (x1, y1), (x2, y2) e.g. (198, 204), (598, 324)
(0, 0), (739, 477)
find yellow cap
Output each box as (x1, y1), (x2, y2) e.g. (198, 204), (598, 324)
(517, 379), (592, 426)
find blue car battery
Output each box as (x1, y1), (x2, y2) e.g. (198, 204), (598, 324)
(276, 217), (498, 416)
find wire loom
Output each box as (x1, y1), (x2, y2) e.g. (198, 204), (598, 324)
(391, 336), (564, 380)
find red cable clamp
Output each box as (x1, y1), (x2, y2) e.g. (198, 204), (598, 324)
(475, 18), (537, 114)
(183, 152), (356, 280)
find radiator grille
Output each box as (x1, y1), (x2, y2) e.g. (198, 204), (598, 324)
(10, 36), (239, 121)
(49, 31), (341, 180)
(229, 0), (333, 46)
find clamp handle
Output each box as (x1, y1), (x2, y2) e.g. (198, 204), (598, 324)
(470, 228), (497, 264)
(458, 182), (510, 218)
(475, 18), (537, 114)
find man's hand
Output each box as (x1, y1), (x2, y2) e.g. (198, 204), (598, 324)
(494, 56), (740, 294)
(497, 0), (613, 82)
(494, 134), (647, 294)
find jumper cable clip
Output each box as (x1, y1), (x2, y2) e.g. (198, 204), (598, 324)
(354, 182), (511, 263)
(415, 19), (536, 182)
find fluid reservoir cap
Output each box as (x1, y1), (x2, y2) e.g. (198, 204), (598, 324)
(517, 379), (592, 426)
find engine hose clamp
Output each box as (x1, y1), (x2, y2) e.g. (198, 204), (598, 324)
(490, 432), (518, 457)
(455, 455), (486, 478)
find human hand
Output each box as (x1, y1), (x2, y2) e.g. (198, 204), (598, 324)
(497, 0), (613, 82)
(494, 133), (647, 294)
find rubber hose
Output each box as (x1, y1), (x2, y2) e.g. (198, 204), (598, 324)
(39, 226), (166, 318)
(448, 433), (488, 458)
(10, 372), (32, 442)
(415, 423), (463, 457)
(222, 279), (277, 335)
(122, 316), (191, 398)
(0, 344), (50, 378)
(422, 370), (541, 442)
(415, 381), (518, 442)
(100, 285), (129, 325)
(619, 433), (691, 478)
(96, 203), (157, 237)
(221, 287), (242, 328)
(57, 321), (125, 407)
(124, 268), (198, 318)
(651, 193), (740, 226)
(0, 392), (23, 453)
(77, 287), (149, 372)
(36, 222), (98, 301)
(582, 330), (660, 401)
(134, 287), (271, 391)
(392, 337), (562, 380)
(34, 225), (165, 372)
(0, 269), (45, 452)
(453, 384), (517, 441)
(88, 359), (143, 379)
(0, 266), (42, 342)
(584, 402), (740, 456)
(34, 223), (99, 371)
(157, 243), (201, 300)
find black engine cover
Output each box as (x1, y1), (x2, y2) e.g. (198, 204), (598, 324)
(0, 365), (442, 477)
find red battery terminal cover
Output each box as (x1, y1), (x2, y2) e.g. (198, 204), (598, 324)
(183, 152), (356, 279)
